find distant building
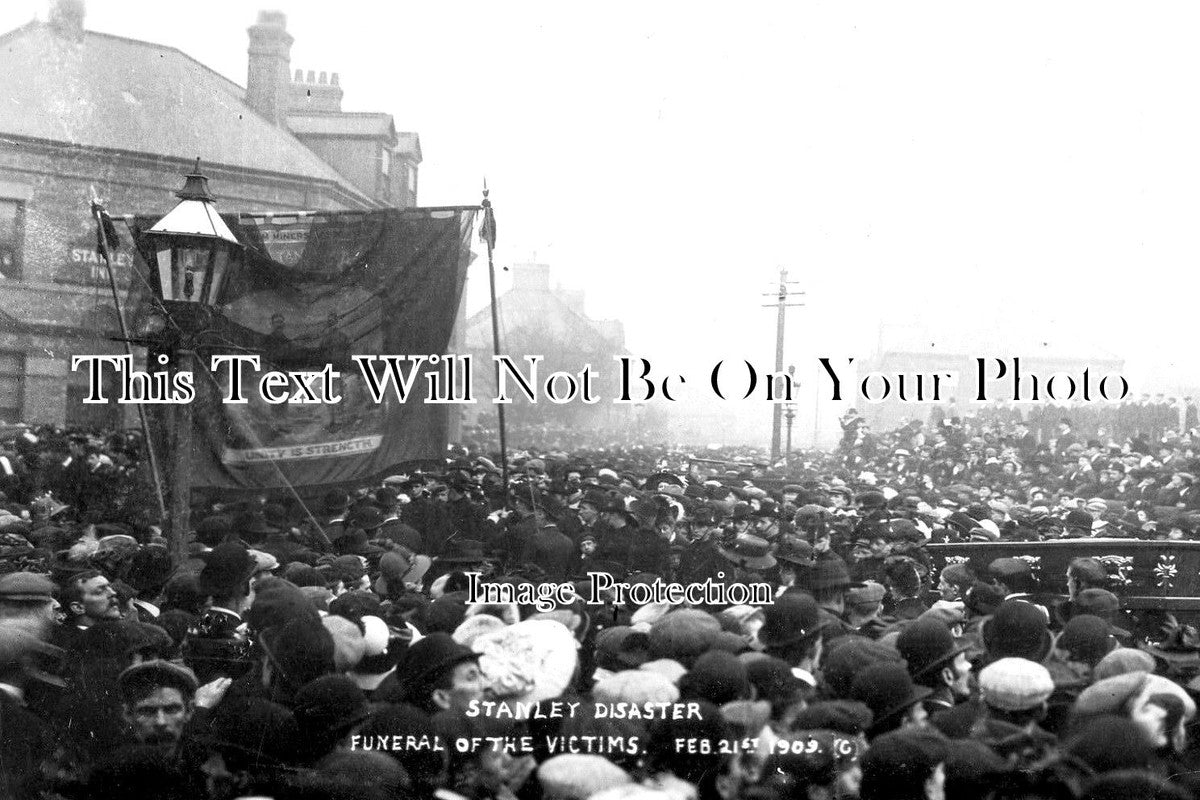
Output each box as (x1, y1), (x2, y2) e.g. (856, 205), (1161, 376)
(461, 262), (631, 431)
(0, 1), (421, 426)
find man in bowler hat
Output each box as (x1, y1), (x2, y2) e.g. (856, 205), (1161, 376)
(184, 542), (257, 683)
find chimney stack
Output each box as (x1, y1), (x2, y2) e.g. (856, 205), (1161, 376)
(289, 65), (344, 112)
(512, 263), (552, 293)
(48, 0), (85, 40)
(246, 10), (293, 126)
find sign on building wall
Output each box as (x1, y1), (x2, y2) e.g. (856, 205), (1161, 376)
(54, 216), (134, 286)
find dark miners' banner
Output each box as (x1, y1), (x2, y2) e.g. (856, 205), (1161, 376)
(126, 208), (476, 490)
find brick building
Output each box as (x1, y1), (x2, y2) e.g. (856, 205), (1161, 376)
(0, 1), (421, 426)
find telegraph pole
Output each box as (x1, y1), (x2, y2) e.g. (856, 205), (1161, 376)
(763, 269), (803, 462)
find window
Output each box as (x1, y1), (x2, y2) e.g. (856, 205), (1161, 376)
(0, 200), (23, 280)
(406, 165), (416, 193)
(0, 351), (23, 423)
(67, 376), (121, 429)
(381, 148), (391, 176)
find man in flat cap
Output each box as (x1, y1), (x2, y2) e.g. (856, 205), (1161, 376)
(970, 657), (1057, 767)
(845, 581), (888, 639)
(118, 660), (201, 747)
(0, 622), (59, 799)
(0, 572), (58, 640)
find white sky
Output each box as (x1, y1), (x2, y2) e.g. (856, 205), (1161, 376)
(3, 1), (1199, 440)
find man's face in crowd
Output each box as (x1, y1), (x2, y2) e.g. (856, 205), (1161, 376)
(433, 660), (487, 713)
(579, 502), (600, 525)
(946, 652), (972, 698)
(901, 701), (928, 730)
(837, 759), (864, 800)
(755, 518), (777, 538)
(850, 540), (873, 562)
(125, 687), (192, 745)
(201, 752), (236, 799)
(830, 494), (848, 509)
(75, 575), (120, 622)
(476, 745), (530, 796)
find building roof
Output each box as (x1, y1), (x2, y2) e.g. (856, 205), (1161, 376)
(464, 292), (625, 355)
(0, 21), (372, 201)
(286, 111), (396, 140)
(463, 266), (624, 354)
(395, 131), (422, 162)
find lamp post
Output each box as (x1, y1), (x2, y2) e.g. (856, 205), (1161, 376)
(783, 402), (796, 467)
(141, 162), (245, 566)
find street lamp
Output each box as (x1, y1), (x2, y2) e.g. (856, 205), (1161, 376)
(141, 162), (245, 566)
(143, 162), (243, 324)
(783, 402), (797, 467)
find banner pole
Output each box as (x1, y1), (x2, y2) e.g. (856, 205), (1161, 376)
(481, 183), (509, 510)
(90, 195), (168, 525)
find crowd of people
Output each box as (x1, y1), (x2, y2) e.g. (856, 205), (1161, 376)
(0, 404), (1200, 798)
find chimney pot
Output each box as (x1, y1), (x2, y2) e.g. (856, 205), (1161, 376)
(48, 0), (85, 40)
(293, 68), (303, 81)
(307, 70), (315, 82)
(319, 71), (327, 84)
(331, 72), (340, 86)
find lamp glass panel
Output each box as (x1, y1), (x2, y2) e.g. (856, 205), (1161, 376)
(207, 248), (229, 306)
(156, 247), (173, 301)
(178, 246), (209, 303)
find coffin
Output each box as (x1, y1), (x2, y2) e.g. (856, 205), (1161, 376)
(926, 538), (1200, 618)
